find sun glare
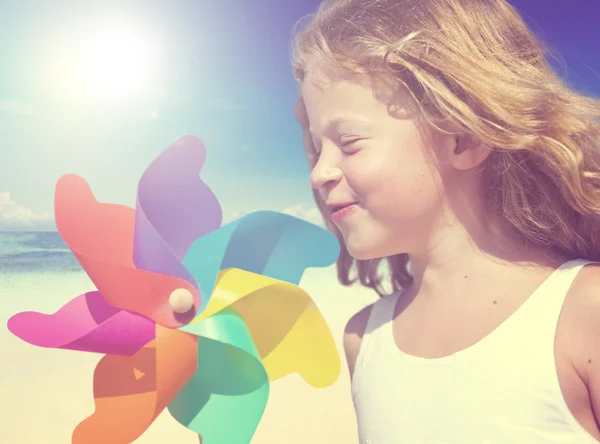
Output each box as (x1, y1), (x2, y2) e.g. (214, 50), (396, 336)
(55, 22), (156, 102)
(82, 28), (152, 97)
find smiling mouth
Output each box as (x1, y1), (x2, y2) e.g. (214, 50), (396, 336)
(328, 203), (358, 221)
(327, 202), (356, 213)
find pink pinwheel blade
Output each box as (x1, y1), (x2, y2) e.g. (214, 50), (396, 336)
(7, 291), (155, 355)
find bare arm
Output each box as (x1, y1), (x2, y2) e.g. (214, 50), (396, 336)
(567, 265), (600, 434)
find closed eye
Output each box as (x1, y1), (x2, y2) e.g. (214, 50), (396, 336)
(340, 138), (363, 151)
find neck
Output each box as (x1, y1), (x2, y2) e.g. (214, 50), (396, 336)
(406, 206), (567, 300)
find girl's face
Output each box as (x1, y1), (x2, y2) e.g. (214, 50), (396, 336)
(302, 65), (457, 260)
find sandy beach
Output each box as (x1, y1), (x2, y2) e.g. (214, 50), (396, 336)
(1, 266), (376, 443)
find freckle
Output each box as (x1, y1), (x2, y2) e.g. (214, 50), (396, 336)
(589, 358), (592, 364)
(464, 275), (467, 279)
(493, 300), (497, 305)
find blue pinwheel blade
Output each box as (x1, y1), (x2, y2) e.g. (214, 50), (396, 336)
(182, 211), (340, 314)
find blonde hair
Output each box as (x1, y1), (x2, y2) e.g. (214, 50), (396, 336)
(290, 0), (600, 297)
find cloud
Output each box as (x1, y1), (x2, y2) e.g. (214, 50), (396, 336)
(212, 98), (250, 112)
(0, 191), (54, 230)
(0, 100), (38, 116)
(223, 203), (324, 227)
(281, 204), (324, 227)
(223, 210), (253, 224)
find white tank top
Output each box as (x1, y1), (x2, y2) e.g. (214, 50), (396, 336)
(352, 259), (600, 444)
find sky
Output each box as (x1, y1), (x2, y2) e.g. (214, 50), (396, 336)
(0, 0), (599, 231)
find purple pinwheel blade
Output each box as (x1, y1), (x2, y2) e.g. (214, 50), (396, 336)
(133, 136), (222, 291)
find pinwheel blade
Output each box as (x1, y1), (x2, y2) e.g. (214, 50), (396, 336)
(133, 135), (222, 286)
(184, 268), (340, 387)
(72, 325), (198, 444)
(183, 211), (339, 314)
(168, 308), (269, 444)
(7, 291), (154, 355)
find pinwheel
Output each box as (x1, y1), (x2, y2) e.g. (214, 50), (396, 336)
(7, 135), (341, 444)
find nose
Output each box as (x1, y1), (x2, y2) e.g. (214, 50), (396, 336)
(309, 148), (343, 191)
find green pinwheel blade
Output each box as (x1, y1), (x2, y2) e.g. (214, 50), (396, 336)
(167, 308), (269, 444)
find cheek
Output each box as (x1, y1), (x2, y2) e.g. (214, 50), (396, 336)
(347, 143), (438, 201)
(383, 168), (440, 215)
(346, 146), (443, 223)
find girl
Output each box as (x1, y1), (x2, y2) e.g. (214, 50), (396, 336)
(290, 0), (600, 442)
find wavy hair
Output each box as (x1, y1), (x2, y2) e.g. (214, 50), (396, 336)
(290, 0), (600, 297)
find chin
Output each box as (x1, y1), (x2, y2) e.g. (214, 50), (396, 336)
(344, 231), (404, 260)
(345, 242), (386, 261)
(347, 250), (372, 261)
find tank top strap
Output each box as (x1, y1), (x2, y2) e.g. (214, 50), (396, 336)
(533, 258), (598, 326)
(354, 292), (399, 369)
(475, 259), (599, 364)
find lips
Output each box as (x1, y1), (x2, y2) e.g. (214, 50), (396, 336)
(326, 201), (358, 223)
(326, 202), (356, 214)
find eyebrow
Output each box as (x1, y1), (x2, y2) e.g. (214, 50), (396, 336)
(308, 114), (373, 139)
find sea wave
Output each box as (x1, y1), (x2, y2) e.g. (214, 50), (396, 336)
(0, 232), (80, 273)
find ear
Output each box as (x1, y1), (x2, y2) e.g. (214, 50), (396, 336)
(451, 132), (492, 170)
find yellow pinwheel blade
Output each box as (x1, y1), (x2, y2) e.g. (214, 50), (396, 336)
(190, 268), (340, 388)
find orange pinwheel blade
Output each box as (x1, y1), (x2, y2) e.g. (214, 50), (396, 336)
(72, 325), (198, 444)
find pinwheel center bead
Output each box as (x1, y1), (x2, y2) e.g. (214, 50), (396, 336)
(169, 288), (194, 314)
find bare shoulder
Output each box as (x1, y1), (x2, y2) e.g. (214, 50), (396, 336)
(555, 262), (600, 433)
(564, 264), (600, 370)
(343, 303), (375, 378)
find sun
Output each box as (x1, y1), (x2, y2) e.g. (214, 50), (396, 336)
(75, 24), (154, 100)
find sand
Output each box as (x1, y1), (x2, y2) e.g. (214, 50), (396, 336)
(0, 267), (376, 443)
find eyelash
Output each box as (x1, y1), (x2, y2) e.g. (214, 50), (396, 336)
(310, 138), (362, 158)
(340, 139), (359, 147)
(340, 139), (363, 152)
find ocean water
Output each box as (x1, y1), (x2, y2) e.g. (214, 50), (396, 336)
(0, 231), (83, 274)
(0, 231), (95, 317)
(0, 229), (374, 319)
